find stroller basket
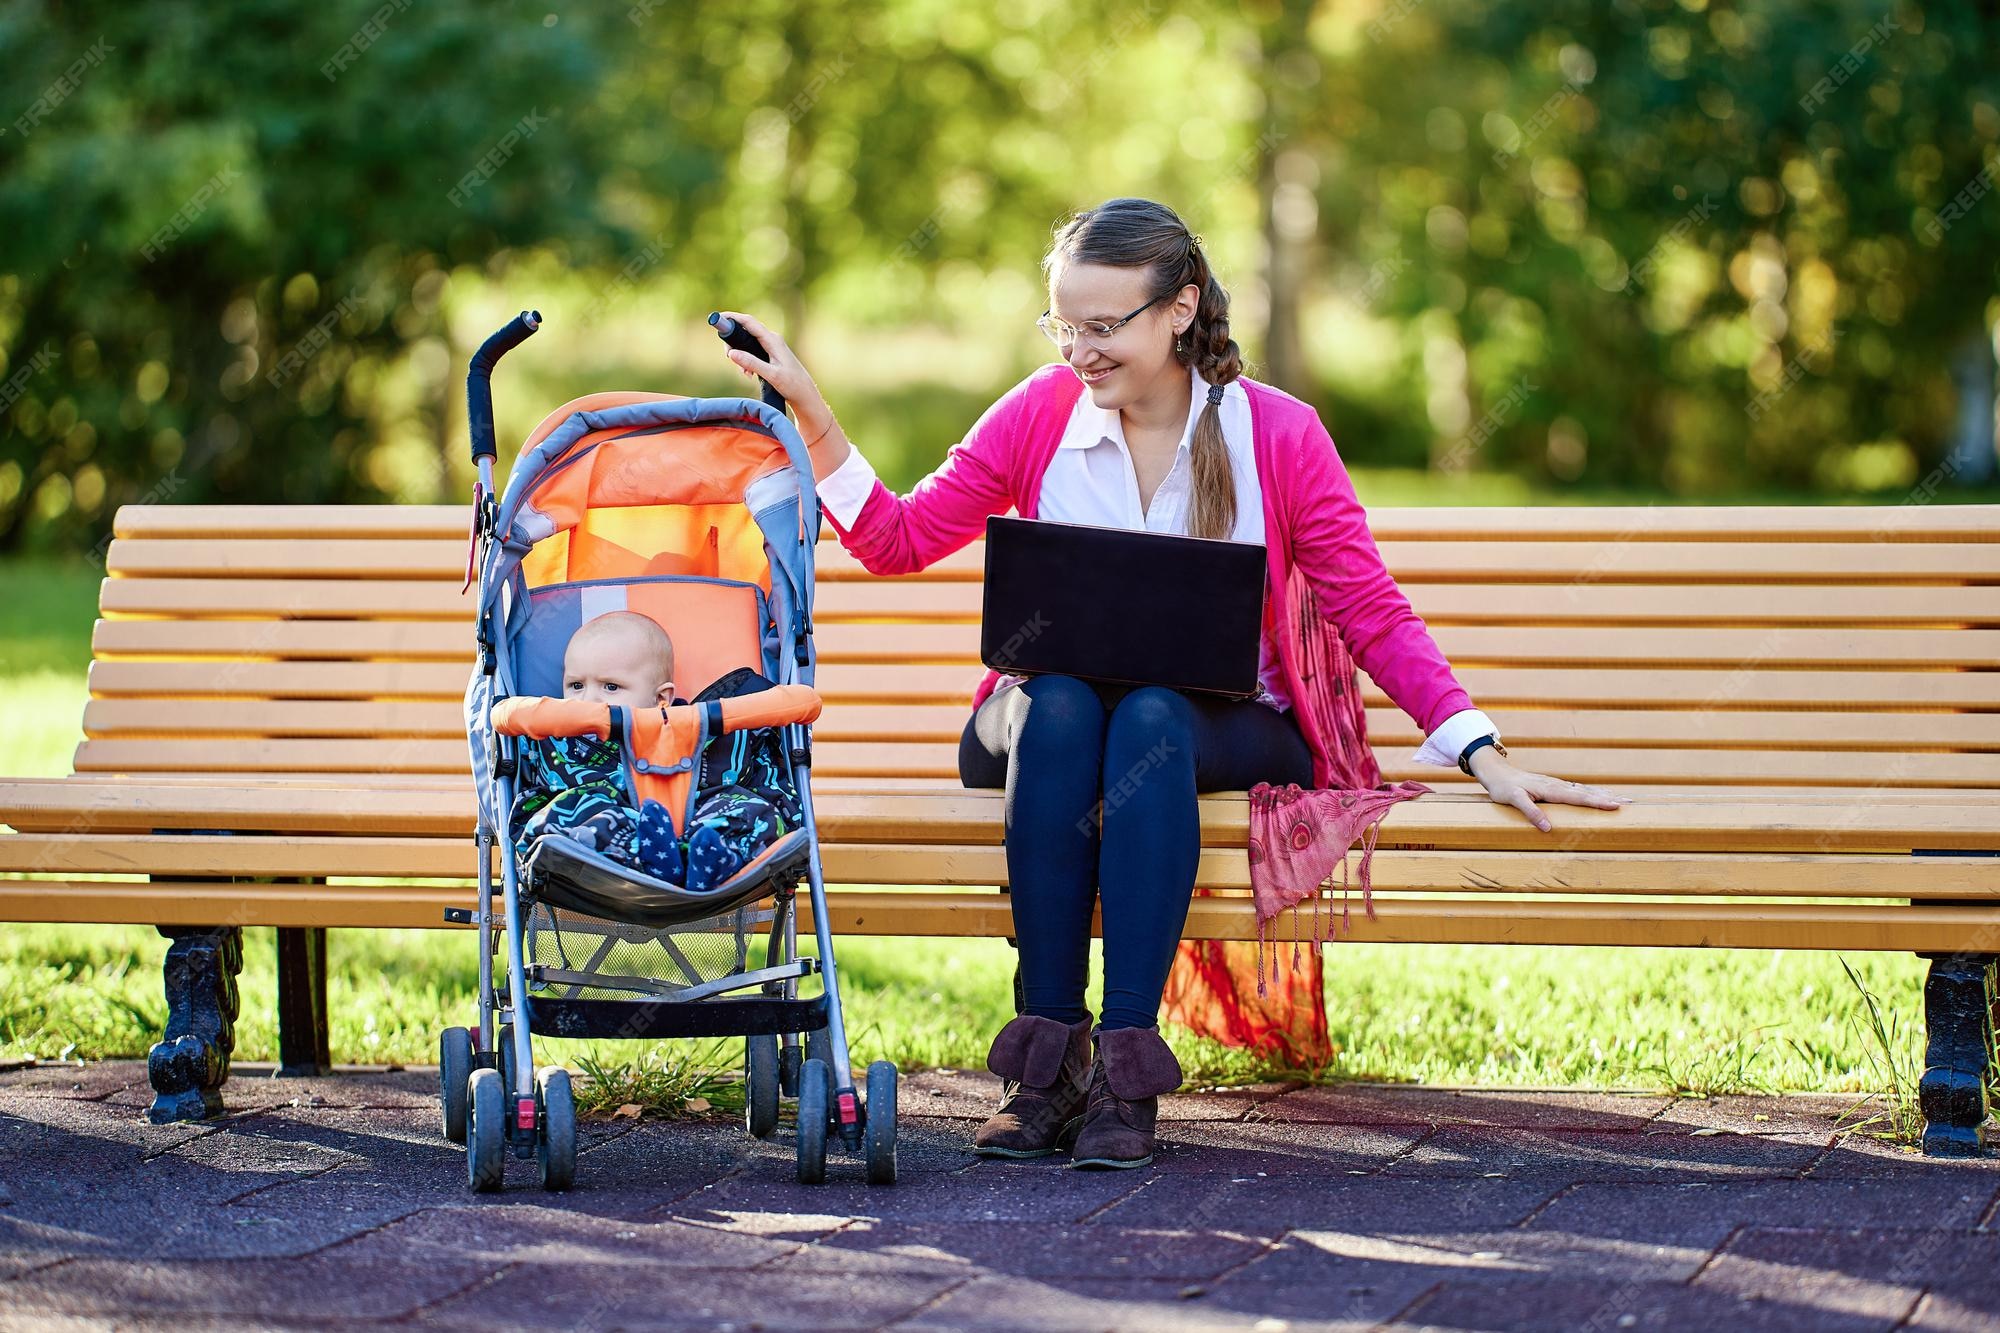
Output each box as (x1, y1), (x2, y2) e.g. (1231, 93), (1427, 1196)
(520, 890), (829, 1043)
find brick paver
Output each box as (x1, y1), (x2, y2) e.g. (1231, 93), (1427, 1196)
(1, 1063), (1994, 1330)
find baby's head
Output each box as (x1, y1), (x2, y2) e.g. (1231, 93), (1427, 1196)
(562, 612), (676, 706)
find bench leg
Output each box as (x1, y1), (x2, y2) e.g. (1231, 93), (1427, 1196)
(146, 926), (243, 1124)
(1917, 951), (1997, 1157)
(276, 926), (332, 1078)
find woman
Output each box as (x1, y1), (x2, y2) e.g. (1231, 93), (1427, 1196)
(717, 197), (1631, 1170)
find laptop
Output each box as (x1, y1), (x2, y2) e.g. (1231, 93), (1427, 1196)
(980, 515), (1268, 698)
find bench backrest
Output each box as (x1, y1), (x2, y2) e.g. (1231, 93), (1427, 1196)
(87, 503), (2000, 791)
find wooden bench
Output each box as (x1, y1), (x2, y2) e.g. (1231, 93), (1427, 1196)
(2, 503), (1997, 1151)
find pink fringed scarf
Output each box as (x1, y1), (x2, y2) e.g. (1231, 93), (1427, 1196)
(1162, 569), (1432, 1050)
(1247, 569), (1432, 993)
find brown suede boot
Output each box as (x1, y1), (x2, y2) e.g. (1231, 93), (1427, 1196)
(1067, 1026), (1183, 1170)
(971, 1013), (1093, 1159)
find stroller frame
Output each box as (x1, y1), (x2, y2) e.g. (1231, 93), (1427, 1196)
(439, 310), (894, 1191)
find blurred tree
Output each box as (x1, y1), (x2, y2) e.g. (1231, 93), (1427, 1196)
(1252, 0), (1321, 394)
(1316, 0), (2000, 494)
(0, 1), (625, 551)
(3, 0), (1997, 557)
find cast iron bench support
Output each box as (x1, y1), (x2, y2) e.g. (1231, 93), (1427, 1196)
(1918, 951), (1998, 1156)
(145, 877), (333, 1123)
(146, 925), (242, 1124)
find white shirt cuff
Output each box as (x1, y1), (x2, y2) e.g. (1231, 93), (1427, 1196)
(1410, 707), (1500, 769)
(817, 446), (880, 530)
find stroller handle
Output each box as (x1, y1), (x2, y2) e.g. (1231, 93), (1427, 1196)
(709, 312), (789, 417)
(467, 310), (542, 463)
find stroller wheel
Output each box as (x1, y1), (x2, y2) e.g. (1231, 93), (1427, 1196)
(864, 1060), (899, 1186)
(745, 1034), (780, 1140)
(795, 1057), (831, 1185)
(536, 1067), (577, 1192)
(439, 1027), (474, 1144)
(466, 1068), (505, 1193)
(805, 1025), (830, 1071)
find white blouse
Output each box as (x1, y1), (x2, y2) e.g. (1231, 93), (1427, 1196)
(818, 363), (1500, 769)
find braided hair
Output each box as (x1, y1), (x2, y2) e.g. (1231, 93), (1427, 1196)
(1042, 198), (1244, 540)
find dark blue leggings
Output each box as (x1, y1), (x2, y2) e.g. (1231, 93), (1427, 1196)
(958, 676), (1314, 1031)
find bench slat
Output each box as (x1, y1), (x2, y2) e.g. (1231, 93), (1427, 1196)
(821, 539), (2000, 582)
(76, 697), (2000, 752)
(78, 699), (977, 744)
(61, 732), (2000, 789)
(59, 739), (954, 780)
(110, 503), (2000, 542)
(6, 876), (1996, 949)
(1357, 506), (2000, 542)
(1371, 541), (2000, 581)
(810, 895), (2000, 952)
(109, 535), (2000, 583)
(96, 576), (2000, 625)
(91, 618), (474, 661)
(89, 619), (985, 664)
(9, 779), (1999, 852)
(90, 660), (476, 699)
(106, 539), (473, 580)
(82, 659), (2000, 714)
(115, 505), (470, 539)
(90, 618), (2000, 671)
(23, 773), (1999, 801)
(8, 833), (1997, 898)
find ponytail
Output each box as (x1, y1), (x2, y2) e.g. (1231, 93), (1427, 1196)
(1181, 268), (1244, 540)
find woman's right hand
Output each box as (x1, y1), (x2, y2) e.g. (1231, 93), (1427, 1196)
(713, 311), (841, 455)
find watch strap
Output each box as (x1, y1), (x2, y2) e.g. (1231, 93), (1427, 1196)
(1458, 733), (1501, 776)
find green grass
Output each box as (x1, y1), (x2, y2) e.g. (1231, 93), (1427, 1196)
(0, 921), (1927, 1101)
(570, 1043), (747, 1121)
(0, 558), (102, 677)
(0, 671), (88, 780)
(0, 557), (98, 779)
(1830, 956), (1926, 1144)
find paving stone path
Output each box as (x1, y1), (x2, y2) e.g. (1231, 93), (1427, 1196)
(1, 1063), (1995, 1330)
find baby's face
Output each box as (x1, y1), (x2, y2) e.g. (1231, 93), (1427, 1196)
(563, 633), (674, 706)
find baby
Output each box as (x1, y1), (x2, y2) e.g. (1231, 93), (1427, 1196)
(495, 612), (820, 892)
(561, 606), (680, 710)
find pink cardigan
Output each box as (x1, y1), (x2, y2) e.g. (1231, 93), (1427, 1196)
(823, 363), (1476, 787)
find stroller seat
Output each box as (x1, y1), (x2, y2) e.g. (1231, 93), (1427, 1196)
(521, 826), (813, 931)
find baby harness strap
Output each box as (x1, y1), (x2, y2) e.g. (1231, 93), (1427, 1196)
(692, 667), (807, 830)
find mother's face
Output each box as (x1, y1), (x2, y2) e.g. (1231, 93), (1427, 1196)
(1046, 261), (1197, 411)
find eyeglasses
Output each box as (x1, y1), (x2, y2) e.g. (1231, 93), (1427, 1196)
(1036, 291), (1167, 348)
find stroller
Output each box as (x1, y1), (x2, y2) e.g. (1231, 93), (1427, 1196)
(439, 309), (896, 1191)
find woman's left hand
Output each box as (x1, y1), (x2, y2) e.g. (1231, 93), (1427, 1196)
(1466, 749), (1632, 832)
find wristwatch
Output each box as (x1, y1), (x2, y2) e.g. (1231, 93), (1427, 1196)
(1458, 733), (1508, 776)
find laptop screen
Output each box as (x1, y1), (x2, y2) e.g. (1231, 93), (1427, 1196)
(980, 516), (1268, 698)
